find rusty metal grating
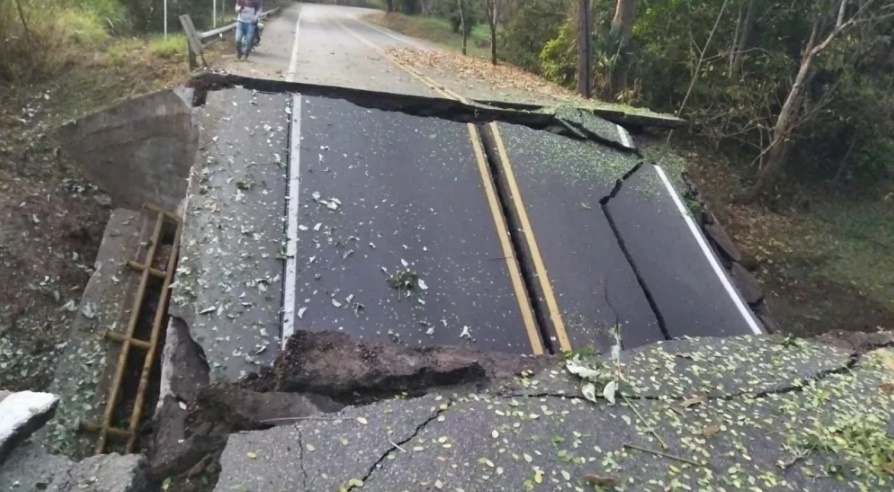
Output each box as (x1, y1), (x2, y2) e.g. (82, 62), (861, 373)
(83, 203), (182, 454)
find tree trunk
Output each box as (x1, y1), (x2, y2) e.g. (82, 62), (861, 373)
(729, 0), (754, 77)
(14, 0), (34, 54)
(609, 0), (636, 50)
(739, 1), (867, 202)
(486, 0), (498, 65)
(605, 0), (636, 98)
(576, 0), (592, 97)
(458, 0), (467, 56)
(739, 26), (819, 202)
(386, 0), (394, 12)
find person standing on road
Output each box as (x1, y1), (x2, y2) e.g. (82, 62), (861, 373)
(235, 0), (261, 60)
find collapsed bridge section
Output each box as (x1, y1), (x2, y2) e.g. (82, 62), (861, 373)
(172, 82), (764, 379)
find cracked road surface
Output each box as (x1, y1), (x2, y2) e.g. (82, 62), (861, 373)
(183, 3), (764, 380)
(213, 336), (894, 492)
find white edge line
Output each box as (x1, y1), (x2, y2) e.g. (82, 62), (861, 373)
(282, 94), (302, 348)
(616, 124), (633, 150)
(286, 7), (301, 82)
(654, 165), (764, 335)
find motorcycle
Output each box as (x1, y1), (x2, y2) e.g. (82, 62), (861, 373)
(253, 20), (263, 47)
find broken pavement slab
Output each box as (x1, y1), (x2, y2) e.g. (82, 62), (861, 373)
(214, 394), (448, 492)
(55, 89), (199, 212)
(0, 391), (58, 462)
(0, 441), (73, 491)
(554, 105), (637, 151)
(293, 96), (540, 353)
(611, 335), (854, 398)
(495, 335), (853, 400)
(46, 453), (147, 492)
(214, 338), (894, 492)
(172, 88), (289, 382)
(2, 451), (146, 492)
(604, 163), (763, 338)
(490, 122), (663, 352)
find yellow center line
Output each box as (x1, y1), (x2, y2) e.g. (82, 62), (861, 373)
(490, 123), (571, 352)
(333, 17), (569, 354)
(467, 123), (544, 355)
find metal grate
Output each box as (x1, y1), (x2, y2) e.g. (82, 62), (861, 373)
(83, 203), (182, 454)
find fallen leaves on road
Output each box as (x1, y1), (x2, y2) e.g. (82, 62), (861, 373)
(387, 47), (581, 103)
(680, 394), (708, 408)
(583, 474), (620, 487)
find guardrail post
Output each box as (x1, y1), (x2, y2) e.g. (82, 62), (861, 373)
(179, 14), (205, 69)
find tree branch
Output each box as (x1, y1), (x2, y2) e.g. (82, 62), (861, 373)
(674, 0), (730, 118)
(836, 0), (848, 28)
(811, 0), (875, 56)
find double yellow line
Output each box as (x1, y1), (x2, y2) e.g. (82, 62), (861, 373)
(333, 18), (571, 354)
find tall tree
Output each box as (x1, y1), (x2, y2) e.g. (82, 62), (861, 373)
(739, 0), (885, 201)
(576, 0), (591, 97)
(485, 0), (499, 65)
(605, 0), (637, 98)
(728, 0), (755, 78)
(609, 0), (636, 50)
(457, 0), (467, 55)
(386, 0), (394, 12)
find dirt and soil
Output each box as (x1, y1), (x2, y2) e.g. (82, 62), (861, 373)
(148, 329), (548, 491)
(0, 40), (229, 392)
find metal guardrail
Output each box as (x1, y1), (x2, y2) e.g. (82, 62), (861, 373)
(179, 8), (280, 69)
(200, 8), (280, 44)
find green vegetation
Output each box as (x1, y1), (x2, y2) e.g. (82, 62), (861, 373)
(373, 13), (491, 57)
(379, 0), (894, 195)
(0, 0), (250, 84)
(148, 33), (189, 59)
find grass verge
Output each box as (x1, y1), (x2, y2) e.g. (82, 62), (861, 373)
(678, 143), (894, 337)
(366, 12), (492, 58)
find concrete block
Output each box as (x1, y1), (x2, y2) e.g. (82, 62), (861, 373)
(0, 391), (59, 462)
(55, 90), (199, 211)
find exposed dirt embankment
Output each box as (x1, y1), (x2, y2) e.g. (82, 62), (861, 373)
(148, 328), (552, 491)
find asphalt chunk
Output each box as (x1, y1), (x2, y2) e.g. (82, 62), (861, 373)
(172, 88), (289, 382)
(291, 96), (537, 353)
(492, 122), (664, 353)
(604, 164), (761, 338)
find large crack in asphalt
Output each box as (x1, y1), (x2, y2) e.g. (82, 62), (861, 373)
(475, 124), (554, 354)
(297, 427), (308, 491)
(348, 400), (455, 491)
(149, 323), (891, 491)
(187, 72), (640, 153)
(328, 342), (886, 491)
(598, 161), (671, 343)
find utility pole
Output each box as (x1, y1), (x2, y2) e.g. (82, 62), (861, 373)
(164, 0), (168, 39)
(576, 0), (591, 98)
(213, 0), (217, 28)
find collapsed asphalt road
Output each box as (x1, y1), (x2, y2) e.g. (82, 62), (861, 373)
(139, 329), (894, 492)
(174, 76), (765, 381)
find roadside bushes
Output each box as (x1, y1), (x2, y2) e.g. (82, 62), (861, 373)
(0, 0), (112, 81)
(498, 0), (566, 73)
(539, 23), (576, 88)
